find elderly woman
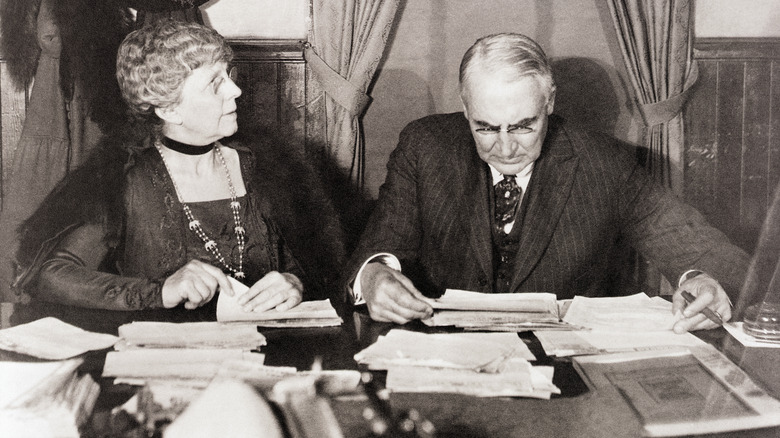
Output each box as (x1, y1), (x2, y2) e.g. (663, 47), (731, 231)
(11, 21), (344, 323)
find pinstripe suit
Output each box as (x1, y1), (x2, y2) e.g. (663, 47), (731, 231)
(347, 113), (749, 300)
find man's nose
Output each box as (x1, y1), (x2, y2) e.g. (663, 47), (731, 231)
(495, 131), (516, 155)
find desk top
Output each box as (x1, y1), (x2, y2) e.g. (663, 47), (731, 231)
(3, 301), (780, 438)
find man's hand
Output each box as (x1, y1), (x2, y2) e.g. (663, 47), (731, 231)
(162, 260), (234, 309)
(238, 271), (303, 313)
(361, 263), (433, 323)
(672, 273), (732, 333)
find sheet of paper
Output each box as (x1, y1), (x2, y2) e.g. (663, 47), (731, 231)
(385, 360), (559, 398)
(535, 329), (707, 357)
(562, 293), (679, 331)
(216, 277), (341, 325)
(354, 329), (534, 371)
(427, 289), (559, 314)
(116, 321), (266, 350)
(573, 345), (780, 437)
(723, 322), (780, 348)
(103, 348), (265, 380)
(0, 317), (118, 360)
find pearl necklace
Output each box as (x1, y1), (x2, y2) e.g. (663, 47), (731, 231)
(155, 141), (246, 280)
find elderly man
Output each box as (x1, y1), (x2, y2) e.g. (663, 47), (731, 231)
(346, 33), (749, 332)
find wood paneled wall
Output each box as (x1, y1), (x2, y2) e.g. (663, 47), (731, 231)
(685, 38), (780, 252)
(230, 40), (326, 164)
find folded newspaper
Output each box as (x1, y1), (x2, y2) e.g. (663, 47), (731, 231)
(421, 289), (570, 331)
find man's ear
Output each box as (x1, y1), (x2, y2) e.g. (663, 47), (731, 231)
(155, 106), (182, 125)
(546, 89), (556, 115)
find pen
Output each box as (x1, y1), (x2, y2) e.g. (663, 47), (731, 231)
(681, 290), (723, 326)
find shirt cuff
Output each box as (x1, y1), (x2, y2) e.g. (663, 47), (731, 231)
(678, 270), (704, 288)
(351, 253), (402, 305)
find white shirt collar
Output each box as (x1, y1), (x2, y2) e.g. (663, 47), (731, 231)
(488, 162), (534, 191)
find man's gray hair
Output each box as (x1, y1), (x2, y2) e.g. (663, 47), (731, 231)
(459, 33), (556, 99)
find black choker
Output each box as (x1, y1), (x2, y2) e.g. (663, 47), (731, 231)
(160, 137), (215, 155)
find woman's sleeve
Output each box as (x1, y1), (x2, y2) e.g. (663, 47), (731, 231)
(277, 234), (307, 286)
(31, 223), (165, 310)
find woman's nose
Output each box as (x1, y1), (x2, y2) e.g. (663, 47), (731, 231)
(227, 79), (242, 99)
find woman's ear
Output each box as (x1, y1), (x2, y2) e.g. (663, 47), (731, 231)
(155, 106), (182, 125)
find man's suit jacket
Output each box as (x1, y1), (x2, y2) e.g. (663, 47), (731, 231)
(347, 113), (749, 300)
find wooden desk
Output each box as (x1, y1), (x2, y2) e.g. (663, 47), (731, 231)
(3, 302), (780, 438)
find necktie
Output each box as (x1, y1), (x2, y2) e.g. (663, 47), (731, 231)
(494, 174), (522, 235)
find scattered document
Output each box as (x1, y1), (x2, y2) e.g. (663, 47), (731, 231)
(421, 289), (567, 330)
(723, 322), (780, 348)
(562, 293), (679, 331)
(103, 348), (266, 382)
(0, 317), (118, 360)
(216, 278), (342, 327)
(116, 321), (267, 350)
(354, 329), (557, 398)
(0, 358), (100, 438)
(535, 329), (706, 357)
(354, 329), (535, 371)
(573, 345), (780, 437)
(385, 360), (559, 398)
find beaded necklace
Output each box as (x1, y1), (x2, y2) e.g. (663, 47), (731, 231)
(155, 140), (246, 280)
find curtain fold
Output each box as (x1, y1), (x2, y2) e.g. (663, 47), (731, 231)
(0, 0), (103, 302)
(307, 0), (401, 188)
(607, 0), (697, 194)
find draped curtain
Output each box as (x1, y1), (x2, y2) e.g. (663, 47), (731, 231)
(607, 0), (697, 194)
(305, 0), (401, 188)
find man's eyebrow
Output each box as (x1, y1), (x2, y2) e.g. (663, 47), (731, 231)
(473, 116), (538, 129)
(509, 116), (538, 128)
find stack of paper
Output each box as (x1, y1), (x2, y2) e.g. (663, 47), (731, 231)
(116, 321), (267, 350)
(535, 293), (706, 357)
(0, 358), (100, 438)
(421, 289), (568, 331)
(561, 293), (679, 331)
(354, 329), (559, 398)
(103, 348), (266, 384)
(216, 278), (343, 327)
(105, 319), (267, 385)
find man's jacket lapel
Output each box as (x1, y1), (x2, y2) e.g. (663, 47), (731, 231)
(511, 120), (579, 291)
(453, 133), (494, 289)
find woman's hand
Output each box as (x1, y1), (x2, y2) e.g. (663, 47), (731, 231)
(237, 271), (303, 313)
(162, 260), (234, 309)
